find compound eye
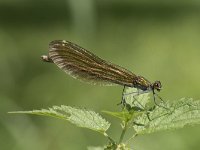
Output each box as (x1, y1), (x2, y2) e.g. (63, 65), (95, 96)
(154, 81), (162, 91)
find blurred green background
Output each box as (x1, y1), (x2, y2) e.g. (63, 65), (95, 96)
(1, 0), (200, 149)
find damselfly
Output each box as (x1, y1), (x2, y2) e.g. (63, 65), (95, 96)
(41, 40), (163, 106)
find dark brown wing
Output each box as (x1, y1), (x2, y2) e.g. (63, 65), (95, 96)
(48, 40), (136, 86)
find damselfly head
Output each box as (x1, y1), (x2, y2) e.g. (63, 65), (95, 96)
(152, 81), (162, 91)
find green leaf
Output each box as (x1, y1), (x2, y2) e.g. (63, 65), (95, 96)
(121, 87), (200, 135)
(102, 110), (132, 122)
(102, 110), (143, 122)
(133, 98), (200, 134)
(9, 105), (110, 134)
(103, 87), (150, 123)
(123, 87), (150, 109)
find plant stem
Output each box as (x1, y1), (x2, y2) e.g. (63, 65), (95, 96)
(104, 132), (115, 144)
(118, 121), (128, 144)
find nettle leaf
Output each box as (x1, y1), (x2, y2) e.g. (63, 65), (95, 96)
(9, 105), (110, 134)
(103, 88), (150, 122)
(123, 87), (150, 109)
(133, 98), (200, 134)
(119, 87), (200, 135)
(102, 110), (132, 122)
(102, 110), (143, 123)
